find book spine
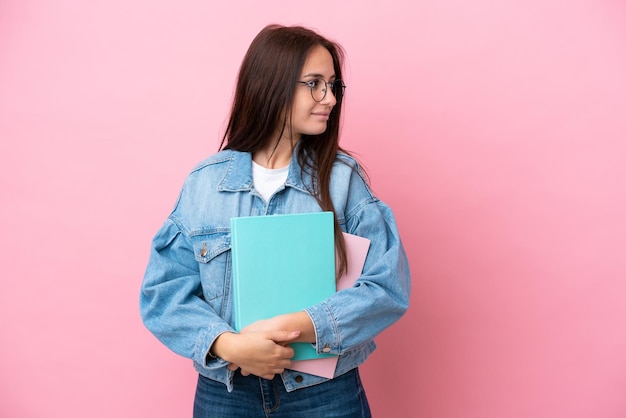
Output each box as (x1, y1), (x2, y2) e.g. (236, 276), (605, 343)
(230, 218), (242, 331)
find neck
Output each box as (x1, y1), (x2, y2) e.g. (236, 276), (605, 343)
(253, 136), (298, 169)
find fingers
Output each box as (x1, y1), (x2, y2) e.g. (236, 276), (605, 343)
(239, 367), (286, 380)
(269, 330), (301, 343)
(243, 369), (286, 379)
(230, 364), (283, 379)
(221, 331), (298, 380)
(232, 353), (291, 380)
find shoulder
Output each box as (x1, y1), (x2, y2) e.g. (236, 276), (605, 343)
(330, 152), (377, 217)
(175, 150), (236, 206)
(182, 149), (249, 189)
(169, 150), (243, 231)
(333, 152), (370, 189)
(334, 151), (358, 168)
(174, 150), (235, 196)
(189, 149), (236, 175)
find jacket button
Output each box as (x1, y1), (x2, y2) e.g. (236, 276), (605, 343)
(322, 344), (331, 353)
(295, 375), (303, 383)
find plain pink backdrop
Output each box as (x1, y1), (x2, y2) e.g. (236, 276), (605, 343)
(1, 1), (625, 417)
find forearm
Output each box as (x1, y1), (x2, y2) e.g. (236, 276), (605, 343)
(306, 201), (411, 354)
(276, 311), (316, 343)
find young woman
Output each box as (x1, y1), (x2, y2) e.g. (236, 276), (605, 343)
(140, 24), (411, 417)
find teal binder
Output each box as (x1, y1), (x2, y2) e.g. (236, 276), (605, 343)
(230, 212), (337, 361)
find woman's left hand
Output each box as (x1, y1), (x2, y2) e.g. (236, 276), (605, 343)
(240, 315), (289, 336)
(241, 312), (316, 344)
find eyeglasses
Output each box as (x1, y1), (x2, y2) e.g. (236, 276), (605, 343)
(296, 79), (345, 102)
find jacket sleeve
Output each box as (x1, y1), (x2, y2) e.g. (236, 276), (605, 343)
(139, 217), (234, 369)
(304, 165), (411, 355)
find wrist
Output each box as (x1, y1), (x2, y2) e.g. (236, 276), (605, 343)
(285, 311), (316, 343)
(210, 332), (237, 362)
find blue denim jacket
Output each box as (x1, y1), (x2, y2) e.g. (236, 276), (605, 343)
(140, 149), (411, 392)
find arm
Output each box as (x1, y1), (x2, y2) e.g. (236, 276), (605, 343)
(140, 219), (301, 379)
(241, 204), (410, 356)
(308, 200), (411, 354)
(306, 164), (411, 355)
(140, 219), (234, 367)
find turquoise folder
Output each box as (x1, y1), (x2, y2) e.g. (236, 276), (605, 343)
(230, 212), (337, 361)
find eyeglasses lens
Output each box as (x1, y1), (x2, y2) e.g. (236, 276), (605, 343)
(313, 82), (326, 102)
(308, 80), (344, 102)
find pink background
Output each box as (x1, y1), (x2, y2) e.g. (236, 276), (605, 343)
(1, 1), (625, 417)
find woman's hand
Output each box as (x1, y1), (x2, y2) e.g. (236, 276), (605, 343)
(212, 330), (299, 380)
(240, 315), (290, 336)
(240, 312), (316, 343)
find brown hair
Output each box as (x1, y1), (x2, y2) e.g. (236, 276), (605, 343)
(220, 24), (350, 278)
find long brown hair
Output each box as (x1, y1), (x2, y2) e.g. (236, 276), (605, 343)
(220, 24), (349, 278)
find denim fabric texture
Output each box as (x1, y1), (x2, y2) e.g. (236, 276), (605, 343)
(193, 368), (371, 418)
(140, 149), (411, 393)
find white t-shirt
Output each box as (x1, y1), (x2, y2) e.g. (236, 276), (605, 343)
(252, 161), (289, 202)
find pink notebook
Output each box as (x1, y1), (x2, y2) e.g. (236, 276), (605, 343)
(288, 232), (371, 378)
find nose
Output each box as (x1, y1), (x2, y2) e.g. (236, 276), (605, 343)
(320, 86), (337, 107)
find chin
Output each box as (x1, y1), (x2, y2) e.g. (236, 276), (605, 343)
(306, 126), (329, 136)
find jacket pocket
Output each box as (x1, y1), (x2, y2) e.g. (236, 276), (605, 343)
(190, 231), (232, 316)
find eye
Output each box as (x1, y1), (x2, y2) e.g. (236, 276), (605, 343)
(306, 79), (323, 89)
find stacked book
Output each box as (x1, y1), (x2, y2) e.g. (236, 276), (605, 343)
(230, 212), (370, 378)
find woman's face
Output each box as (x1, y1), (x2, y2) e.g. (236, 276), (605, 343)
(288, 45), (337, 140)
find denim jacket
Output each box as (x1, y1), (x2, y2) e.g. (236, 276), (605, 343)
(140, 149), (411, 392)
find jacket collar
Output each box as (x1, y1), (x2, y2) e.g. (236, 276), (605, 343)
(218, 148), (314, 195)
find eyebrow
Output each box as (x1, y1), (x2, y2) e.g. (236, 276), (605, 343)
(301, 72), (336, 80)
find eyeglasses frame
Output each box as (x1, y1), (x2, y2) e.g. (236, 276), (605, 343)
(296, 79), (346, 102)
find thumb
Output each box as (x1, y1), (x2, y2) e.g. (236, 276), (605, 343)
(268, 330), (301, 343)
